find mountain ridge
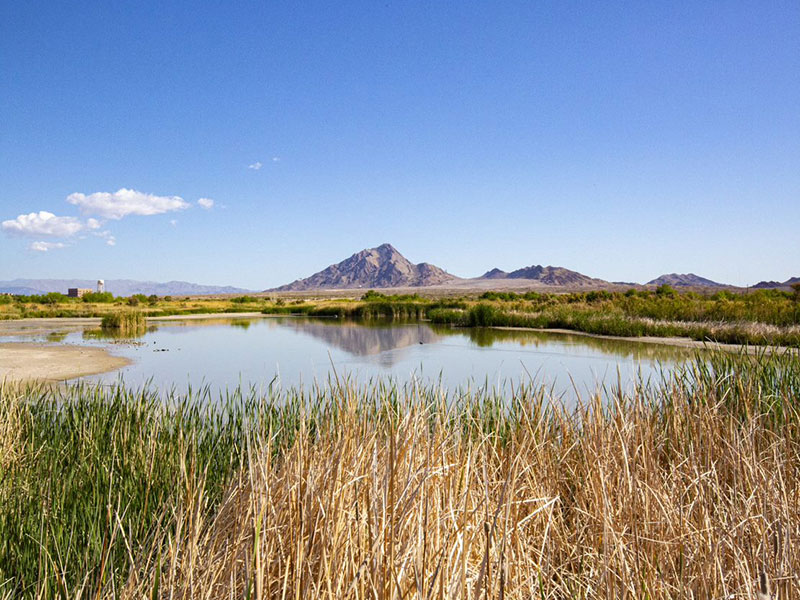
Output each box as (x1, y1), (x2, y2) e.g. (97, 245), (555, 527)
(646, 273), (725, 287)
(752, 276), (800, 290)
(503, 264), (602, 286)
(0, 278), (252, 296)
(272, 245), (609, 291)
(270, 244), (457, 291)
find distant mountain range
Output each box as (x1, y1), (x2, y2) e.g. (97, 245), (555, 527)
(0, 279), (252, 297)
(646, 273), (725, 287)
(271, 244), (456, 291)
(269, 243), (797, 292)
(752, 276), (800, 290)
(4, 248), (795, 295)
(269, 244), (614, 291)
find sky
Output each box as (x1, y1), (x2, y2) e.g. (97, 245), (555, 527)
(1, 1), (798, 289)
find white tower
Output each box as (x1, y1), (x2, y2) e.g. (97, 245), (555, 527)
(97, 279), (105, 293)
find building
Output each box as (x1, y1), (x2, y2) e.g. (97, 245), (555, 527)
(97, 279), (105, 293)
(67, 288), (93, 298)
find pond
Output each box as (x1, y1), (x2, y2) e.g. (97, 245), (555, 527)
(2, 315), (697, 399)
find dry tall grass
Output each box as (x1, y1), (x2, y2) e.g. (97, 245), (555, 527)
(118, 367), (799, 599)
(2, 352), (798, 598)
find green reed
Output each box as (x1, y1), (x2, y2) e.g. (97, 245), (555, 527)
(0, 349), (798, 598)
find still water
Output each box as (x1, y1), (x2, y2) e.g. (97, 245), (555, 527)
(8, 315), (696, 398)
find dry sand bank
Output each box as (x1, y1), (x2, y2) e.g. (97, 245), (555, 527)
(0, 343), (130, 383)
(0, 314), (267, 382)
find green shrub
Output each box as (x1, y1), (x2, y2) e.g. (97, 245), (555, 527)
(81, 292), (114, 303)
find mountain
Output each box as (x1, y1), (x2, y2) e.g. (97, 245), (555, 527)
(477, 265), (601, 286)
(752, 280), (783, 289)
(271, 244), (457, 291)
(481, 268), (509, 279)
(647, 273), (724, 287)
(752, 276), (800, 290)
(0, 279), (252, 296)
(504, 265), (601, 286)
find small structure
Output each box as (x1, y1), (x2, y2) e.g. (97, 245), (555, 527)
(97, 280), (105, 293)
(67, 288), (93, 298)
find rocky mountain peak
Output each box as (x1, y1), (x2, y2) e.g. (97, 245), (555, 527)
(271, 244), (457, 291)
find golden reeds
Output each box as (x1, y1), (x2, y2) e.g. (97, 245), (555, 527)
(2, 351), (798, 599)
(121, 373), (799, 598)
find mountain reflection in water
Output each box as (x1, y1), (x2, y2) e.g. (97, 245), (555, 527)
(281, 320), (441, 366)
(271, 318), (691, 364)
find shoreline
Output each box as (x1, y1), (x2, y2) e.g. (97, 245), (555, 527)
(0, 342), (131, 383)
(0, 313), (273, 382)
(489, 326), (798, 354)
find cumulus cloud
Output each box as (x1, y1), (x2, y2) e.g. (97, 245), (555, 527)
(272, 156), (280, 162)
(248, 161), (263, 170)
(4, 187), (215, 252)
(66, 188), (189, 220)
(30, 241), (67, 252)
(2, 211), (86, 238)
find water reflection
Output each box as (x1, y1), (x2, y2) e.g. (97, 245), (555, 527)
(82, 325), (154, 341)
(257, 317), (692, 363)
(431, 325), (694, 362)
(282, 319), (440, 364)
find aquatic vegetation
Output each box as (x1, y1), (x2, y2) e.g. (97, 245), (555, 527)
(100, 311), (146, 334)
(429, 303), (800, 347)
(1, 350), (799, 598)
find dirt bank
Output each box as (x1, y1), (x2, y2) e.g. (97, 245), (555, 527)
(0, 343), (130, 382)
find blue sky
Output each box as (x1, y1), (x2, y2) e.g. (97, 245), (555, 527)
(2, 1), (798, 289)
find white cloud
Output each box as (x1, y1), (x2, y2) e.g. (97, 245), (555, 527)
(30, 241), (67, 252)
(272, 156), (280, 162)
(170, 219), (178, 226)
(2, 211), (86, 237)
(93, 230), (116, 246)
(66, 188), (189, 220)
(86, 218), (102, 230)
(197, 197), (214, 210)
(248, 161), (263, 170)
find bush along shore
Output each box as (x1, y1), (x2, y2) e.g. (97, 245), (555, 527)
(1, 349), (799, 598)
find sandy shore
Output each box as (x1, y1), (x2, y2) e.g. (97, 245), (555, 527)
(0, 314), (266, 382)
(0, 342), (130, 383)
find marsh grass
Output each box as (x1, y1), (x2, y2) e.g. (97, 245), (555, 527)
(1, 350), (799, 598)
(100, 311), (146, 335)
(429, 304), (800, 347)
